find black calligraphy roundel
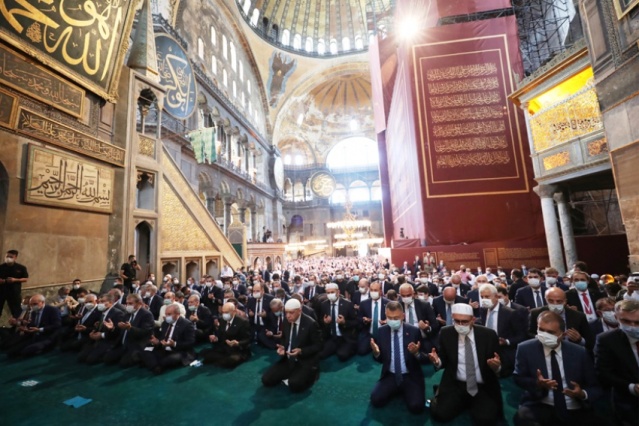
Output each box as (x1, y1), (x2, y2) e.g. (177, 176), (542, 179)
(155, 34), (197, 119)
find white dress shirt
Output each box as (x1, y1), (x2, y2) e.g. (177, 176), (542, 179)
(540, 344), (585, 409)
(576, 290), (597, 322)
(456, 328), (484, 384)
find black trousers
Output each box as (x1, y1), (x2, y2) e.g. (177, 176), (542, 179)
(431, 380), (501, 426)
(103, 345), (142, 367)
(262, 358), (319, 393)
(200, 347), (248, 369)
(370, 372), (425, 414)
(257, 329), (282, 350)
(320, 336), (356, 361)
(0, 283), (22, 318)
(140, 348), (184, 372)
(6, 334), (55, 357)
(515, 402), (604, 426)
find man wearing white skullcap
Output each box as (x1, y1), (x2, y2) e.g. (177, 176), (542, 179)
(262, 295), (323, 393)
(319, 281), (358, 361)
(428, 303), (504, 425)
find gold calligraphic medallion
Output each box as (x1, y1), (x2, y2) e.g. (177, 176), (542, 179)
(155, 34), (197, 119)
(310, 172), (336, 198)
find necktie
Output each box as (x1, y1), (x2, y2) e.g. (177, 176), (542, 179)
(36, 310), (43, 328)
(535, 291), (542, 308)
(331, 304), (338, 336)
(465, 336), (478, 396)
(255, 299), (261, 325)
(446, 304), (452, 325)
(122, 314), (134, 344)
(551, 350), (569, 420)
(310, 287), (314, 299)
(372, 302), (379, 339)
(393, 330), (403, 385)
(225, 320), (230, 332)
(277, 316), (281, 334)
(165, 323), (174, 340)
(487, 310), (495, 331)
(288, 322), (298, 354)
(581, 292), (592, 315)
(408, 305), (415, 325)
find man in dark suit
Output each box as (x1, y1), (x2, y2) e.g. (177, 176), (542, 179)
(77, 293), (125, 364)
(246, 283), (273, 340)
(566, 271), (605, 323)
(357, 281), (388, 355)
(514, 310), (603, 425)
(351, 278), (371, 309)
(432, 287), (468, 329)
(589, 297), (619, 337)
(303, 280), (324, 304)
(6, 294), (61, 357)
(142, 284), (163, 320)
(103, 293), (155, 367)
(291, 293), (317, 321)
(398, 283), (438, 353)
(258, 298), (285, 349)
(515, 268), (547, 310)
(416, 271), (439, 297)
(319, 283), (357, 361)
(370, 301), (425, 414)
(594, 299), (639, 426)
(443, 274), (471, 297)
(478, 284), (527, 377)
(429, 303), (503, 425)
(496, 286), (529, 324)
(528, 288), (595, 352)
(262, 299), (323, 393)
(379, 277), (396, 297)
(200, 302), (251, 368)
(186, 294), (214, 342)
(508, 269), (527, 301)
(59, 294), (101, 352)
(141, 304), (195, 374)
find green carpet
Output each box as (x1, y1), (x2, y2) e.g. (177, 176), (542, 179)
(0, 344), (525, 425)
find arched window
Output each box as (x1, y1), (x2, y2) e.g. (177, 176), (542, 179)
(282, 29), (290, 46)
(355, 35), (364, 49)
(242, 0), (251, 15)
(222, 35), (228, 59)
(284, 179), (293, 200)
(271, 24), (279, 41)
(331, 184), (347, 204)
(349, 180), (370, 202)
(239, 62), (244, 81)
(294, 154), (304, 165)
(241, 92), (246, 107)
(198, 38), (204, 59)
(330, 39), (338, 54)
(223, 69), (228, 86)
(317, 39), (326, 55)
(293, 182), (305, 202)
(342, 37), (351, 51)
(326, 137), (379, 170)
(247, 80), (252, 94)
(371, 180), (382, 201)
(293, 34), (302, 49)
(211, 26), (217, 45)
(284, 154), (292, 165)
(230, 42), (237, 71)
(233, 80), (237, 98)
(305, 178), (313, 200)
(305, 37), (313, 52)
(211, 55), (217, 74)
(250, 9), (259, 26)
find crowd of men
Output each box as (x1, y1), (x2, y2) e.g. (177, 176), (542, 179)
(1, 251), (638, 425)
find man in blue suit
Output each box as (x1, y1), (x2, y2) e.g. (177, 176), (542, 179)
(515, 268), (547, 310)
(369, 300), (425, 414)
(6, 294), (61, 357)
(514, 310), (603, 425)
(357, 281), (388, 355)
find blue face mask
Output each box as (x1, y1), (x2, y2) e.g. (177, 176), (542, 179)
(574, 281), (588, 292)
(387, 319), (401, 330)
(620, 323), (639, 340)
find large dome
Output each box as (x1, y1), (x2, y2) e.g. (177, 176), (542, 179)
(236, 0), (394, 57)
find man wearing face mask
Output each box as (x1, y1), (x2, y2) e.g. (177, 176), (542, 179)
(141, 304), (195, 374)
(119, 255), (140, 293)
(429, 303), (503, 425)
(566, 271), (605, 323)
(0, 249), (29, 319)
(142, 284), (163, 320)
(247, 283), (273, 341)
(69, 278), (84, 300)
(78, 293), (125, 364)
(154, 292), (186, 328)
(543, 267), (568, 291)
(589, 298), (619, 336)
(369, 301), (425, 414)
(102, 293), (154, 367)
(594, 299), (639, 425)
(60, 294), (101, 352)
(515, 268), (547, 310)
(303, 277), (324, 304)
(496, 286), (530, 325)
(6, 294), (61, 358)
(357, 282), (389, 355)
(528, 287), (594, 352)
(187, 294), (213, 343)
(398, 284), (438, 353)
(351, 278), (371, 309)
(200, 302), (251, 368)
(443, 274), (471, 298)
(508, 269), (526, 301)
(259, 298), (285, 349)
(319, 283), (357, 361)
(417, 271), (439, 297)
(479, 284), (526, 377)
(432, 287), (468, 328)
(513, 311), (603, 425)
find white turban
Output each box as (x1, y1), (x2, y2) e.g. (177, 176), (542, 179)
(284, 299), (301, 310)
(326, 283), (339, 290)
(451, 303), (473, 316)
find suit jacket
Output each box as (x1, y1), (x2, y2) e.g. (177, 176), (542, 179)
(27, 305), (62, 338)
(431, 295), (468, 323)
(508, 279), (527, 301)
(189, 304), (214, 332)
(153, 317), (195, 364)
(528, 306), (595, 351)
(566, 289), (605, 315)
(213, 315), (251, 358)
(479, 304), (527, 373)
(380, 280), (397, 296)
(358, 297), (389, 333)
(320, 297), (358, 340)
(594, 329), (639, 412)
(303, 285), (325, 301)
(374, 323), (424, 382)
(246, 294), (274, 326)
(144, 295), (163, 319)
(119, 308), (154, 349)
(264, 311), (286, 335)
(443, 283), (471, 297)
(75, 308), (102, 340)
(514, 339), (602, 407)
(98, 306), (126, 342)
(515, 285), (548, 310)
(400, 298), (439, 336)
(279, 313), (323, 367)
(351, 291), (373, 307)
(436, 325), (502, 413)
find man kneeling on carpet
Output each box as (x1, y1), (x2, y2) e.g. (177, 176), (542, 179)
(262, 298), (323, 393)
(369, 300), (426, 414)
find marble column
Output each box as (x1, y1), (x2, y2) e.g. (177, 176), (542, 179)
(239, 207), (247, 224)
(534, 184), (566, 274)
(251, 210), (257, 241)
(224, 202), (232, 237)
(554, 191), (578, 270)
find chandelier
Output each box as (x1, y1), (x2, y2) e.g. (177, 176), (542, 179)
(327, 199), (372, 246)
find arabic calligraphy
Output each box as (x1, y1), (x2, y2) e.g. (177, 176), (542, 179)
(431, 106), (504, 123)
(0, 0), (136, 96)
(155, 34), (197, 119)
(426, 63), (497, 81)
(428, 77), (500, 95)
(16, 108), (125, 167)
(436, 151), (511, 169)
(0, 43), (84, 117)
(434, 136), (508, 153)
(430, 91), (501, 109)
(433, 120), (505, 138)
(25, 144), (114, 213)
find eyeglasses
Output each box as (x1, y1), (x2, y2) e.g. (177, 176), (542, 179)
(453, 319), (472, 326)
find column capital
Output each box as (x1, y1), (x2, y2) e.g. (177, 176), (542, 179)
(533, 184), (559, 199)
(553, 191), (569, 204)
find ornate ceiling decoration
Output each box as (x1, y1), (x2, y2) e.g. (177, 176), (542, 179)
(236, 0), (394, 57)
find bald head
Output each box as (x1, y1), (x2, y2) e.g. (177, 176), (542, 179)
(450, 274), (462, 285)
(443, 287), (457, 301)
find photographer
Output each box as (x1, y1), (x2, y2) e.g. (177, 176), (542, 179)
(120, 255), (141, 293)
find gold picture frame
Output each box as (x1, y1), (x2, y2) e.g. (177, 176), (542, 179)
(613, 0), (639, 19)
(0, 86), (18, 129)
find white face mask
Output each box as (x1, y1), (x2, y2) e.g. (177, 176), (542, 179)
(528, 278), (541, 288)
(601, 311), (618, 326)
(402, 296), (413, 305)
(480, 298), (494, 309)
(620, 323), (639, 340)
(125, 305), (135, 314)
(97, 303), (107, 312)
(5, 256), (15, 264)
(378, 274), (385, 280)
(370, 291), (380, 300)
(73, 284), (80, 290)
(545, 277), (557, 286)
(188, 305), (197, 312)
(498, 299), (506, 305)
(359, 287), (367, 294)
(144, 292), (152, 298)
(537, 330), (560, 348)
(417, 294), (426, 301)
(327, 293), (337, 302)
(548, 303), (564, 314)
(77, 298), (86, 304)
(253, 292), (262, 299)
(222, 313), (232, 321)
(84, 303), (95, 310)
(454, 324), (471, 335)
